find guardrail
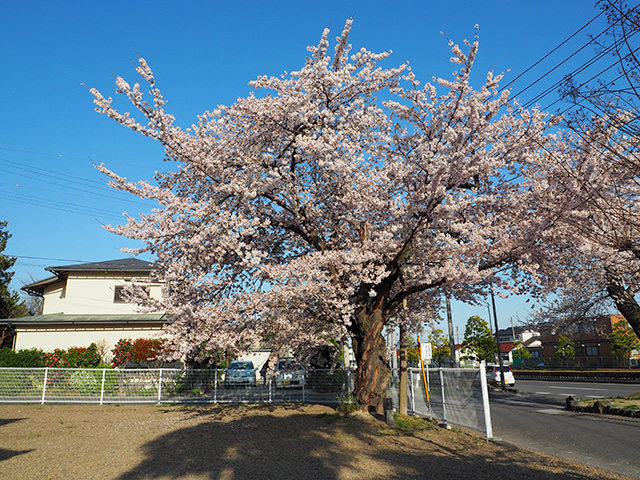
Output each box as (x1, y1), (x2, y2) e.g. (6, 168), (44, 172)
(512, 369), (640, 383)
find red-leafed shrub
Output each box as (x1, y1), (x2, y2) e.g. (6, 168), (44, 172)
(131, 338), (162, 363)
(111, 337), (164, 367)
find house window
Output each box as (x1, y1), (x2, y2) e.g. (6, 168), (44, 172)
(585, 346), (599, 356)
(114, 285), (149, 303)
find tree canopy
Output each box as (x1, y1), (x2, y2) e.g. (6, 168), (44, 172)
(0, 221), (26, 320)
(461, 315), (496, 363)
(610, 320), (640, 367)
(92, 21), (564, 409)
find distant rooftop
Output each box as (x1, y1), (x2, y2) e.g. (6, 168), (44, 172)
(47, 258), (154, 274)
(22, 258), (155, 296)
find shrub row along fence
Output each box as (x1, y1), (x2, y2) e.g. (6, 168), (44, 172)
(0, 367), (352, 405)
(390, 364), (493, 439)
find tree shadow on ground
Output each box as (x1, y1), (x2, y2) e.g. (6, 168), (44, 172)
(0, 418), (33, 462)
(0, 448), (34, 462)
(116, 405), (622, 480)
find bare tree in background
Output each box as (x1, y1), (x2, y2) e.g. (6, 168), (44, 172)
(534, 1), (640, 337)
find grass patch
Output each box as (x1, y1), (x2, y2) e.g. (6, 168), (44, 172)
(316, 412), (342, 423)
(576, 391), (640, 411)
(392, 414), (435, 434)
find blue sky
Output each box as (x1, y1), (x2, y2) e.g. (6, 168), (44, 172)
(0, 0), (607, 335)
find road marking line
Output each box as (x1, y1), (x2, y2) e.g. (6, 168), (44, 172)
(586, 395), (606, 399)
(534, 392), (551, 395)
(548, 386), (608, 391)
(536, 408), (564, 414)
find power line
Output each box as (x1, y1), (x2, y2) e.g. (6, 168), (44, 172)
(506, 3), (640, 111)
(0, 157), (155, 208)
(516, 27), (629, 106)
(0, 156), (107, 187)
(503, 7), (608, 95)
(0, 190), (126, 220)
(8, 255), (94, 263)
(0, 146), (156, 169)
(526, 37), (640, 111)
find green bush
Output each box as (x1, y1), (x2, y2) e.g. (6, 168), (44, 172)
(0, 369), (43, 395)
(96, 368), (119, 394)
(336, 393), (357, 415)
(62, 344), (101, 368)
(0, 348), (14, 366)
(0, 348), (44, 367)
(69, 370), (99, 394)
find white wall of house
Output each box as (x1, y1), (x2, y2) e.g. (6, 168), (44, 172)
(14, 327), (165, 361)
(521, 330), (542, 347)
(42, 273), (163, 315)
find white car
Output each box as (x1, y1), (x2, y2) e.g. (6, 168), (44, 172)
(274, 358), (305, 388)
(225, 361), (256, 386)
(485, 364), (515, 386)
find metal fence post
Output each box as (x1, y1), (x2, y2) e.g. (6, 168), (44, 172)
(41, 367), (49, 405)
(100, 368), (106, 405)
(214, 369), (218, 404)
(409, 369), (416, 414)
(302, 370), (306, 402)
(157, 369), (163, 404)
(479, 361), (493, 439)
(439, 368), (447, 428)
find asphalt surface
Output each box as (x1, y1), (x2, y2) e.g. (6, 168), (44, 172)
(490, 380), (640, 479)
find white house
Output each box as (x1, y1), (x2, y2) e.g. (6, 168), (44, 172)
(0, 258), (169, 356)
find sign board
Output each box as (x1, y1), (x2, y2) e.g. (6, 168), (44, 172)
(420, 342), (433, 362)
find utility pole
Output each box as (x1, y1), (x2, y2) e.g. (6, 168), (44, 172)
(399, 324), (408, 415)
(490, 286), (506, 390)
(445, 294), (457, 368)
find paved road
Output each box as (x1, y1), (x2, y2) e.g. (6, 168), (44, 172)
(490, 380), (640, 479)
(513, 379), (640, 405)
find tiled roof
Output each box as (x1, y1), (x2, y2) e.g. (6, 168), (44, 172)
(22, 258), (156, 295)
(47, 258), (154, 273)
(0, 313), (170, 325)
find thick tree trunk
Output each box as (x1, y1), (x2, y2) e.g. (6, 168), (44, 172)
(351, 307), (390, 413)
(606, 276), (640, 339)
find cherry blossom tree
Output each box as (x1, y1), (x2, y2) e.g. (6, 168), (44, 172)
(90, 21), (561, 409)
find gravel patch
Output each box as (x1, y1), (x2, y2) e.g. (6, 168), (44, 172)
(0, 403), (633, 479)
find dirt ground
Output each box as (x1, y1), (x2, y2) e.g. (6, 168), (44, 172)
(0, 403), (633, 480)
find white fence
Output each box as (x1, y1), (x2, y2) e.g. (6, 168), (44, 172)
(0, 365), (492, 438)
(390, 364), (493, 439)
(0, 367), (352, 405)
